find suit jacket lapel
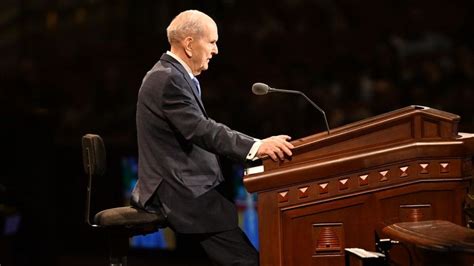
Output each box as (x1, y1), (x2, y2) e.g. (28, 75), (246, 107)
(160, 54), (208, 118)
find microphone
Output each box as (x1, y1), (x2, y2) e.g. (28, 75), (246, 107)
(252, 82), (331, 135)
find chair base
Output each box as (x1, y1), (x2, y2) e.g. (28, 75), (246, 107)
(106, 229), (132, 266)
(109, 257), (127, 266)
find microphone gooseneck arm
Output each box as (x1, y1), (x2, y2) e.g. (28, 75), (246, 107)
(252, 82), (331, 135)
(269, 88), (330, 135)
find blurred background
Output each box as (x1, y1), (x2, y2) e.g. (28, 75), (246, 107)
(0, 0), (473, 265)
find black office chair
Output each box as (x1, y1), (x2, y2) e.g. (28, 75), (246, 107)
(82, 134), (167, 266)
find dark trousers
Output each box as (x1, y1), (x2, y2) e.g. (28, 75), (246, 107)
(180, 227), (259, 266)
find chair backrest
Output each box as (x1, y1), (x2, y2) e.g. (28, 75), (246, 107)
(82, 134), (106, 176)
(82, 134), (106, 226)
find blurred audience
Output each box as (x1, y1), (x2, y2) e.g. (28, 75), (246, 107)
(1, 0), (472, 145)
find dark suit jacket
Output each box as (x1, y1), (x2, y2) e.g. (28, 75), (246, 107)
(131, 53), (255, 233)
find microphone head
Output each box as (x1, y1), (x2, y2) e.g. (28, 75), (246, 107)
(252, 82), (270, 95)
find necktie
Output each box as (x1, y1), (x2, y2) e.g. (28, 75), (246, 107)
(191, 77), (201, 97)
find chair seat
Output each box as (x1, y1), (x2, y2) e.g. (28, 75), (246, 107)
(94, 206), (167, 228)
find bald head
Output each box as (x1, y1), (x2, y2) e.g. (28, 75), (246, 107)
(167, 10), (216, 45)
(166, 10), (219, 76)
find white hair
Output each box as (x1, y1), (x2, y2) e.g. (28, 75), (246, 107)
(166, 10), (213, 44)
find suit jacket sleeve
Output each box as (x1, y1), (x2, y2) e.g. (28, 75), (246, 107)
(162, 74), (255, 162)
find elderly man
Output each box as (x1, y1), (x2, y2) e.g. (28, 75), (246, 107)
(131, 10), (293, 265)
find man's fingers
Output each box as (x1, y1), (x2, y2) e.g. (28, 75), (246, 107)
(284, 140), (295, 149)
(275, 135), (291, 140)
(272, 138), (293, 156)
(274, 135), (294, 148)
(267, 151), (278, 161)
(279, 145), (292, 157)
(275, 147), (285, 160)
(270, 144), (290, 160)
(257, 135), (295, 161)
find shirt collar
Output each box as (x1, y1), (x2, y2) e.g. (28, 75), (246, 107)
(166, 51), (194, 78)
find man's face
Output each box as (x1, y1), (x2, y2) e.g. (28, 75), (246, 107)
(190, 21), (218, 75)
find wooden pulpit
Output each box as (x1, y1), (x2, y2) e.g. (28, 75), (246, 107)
(243, 106), (474, 266)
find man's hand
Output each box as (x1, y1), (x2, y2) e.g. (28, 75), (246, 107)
(256, 135), (294, 161)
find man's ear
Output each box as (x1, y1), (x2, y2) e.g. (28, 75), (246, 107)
(183, 36), (193, 58)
